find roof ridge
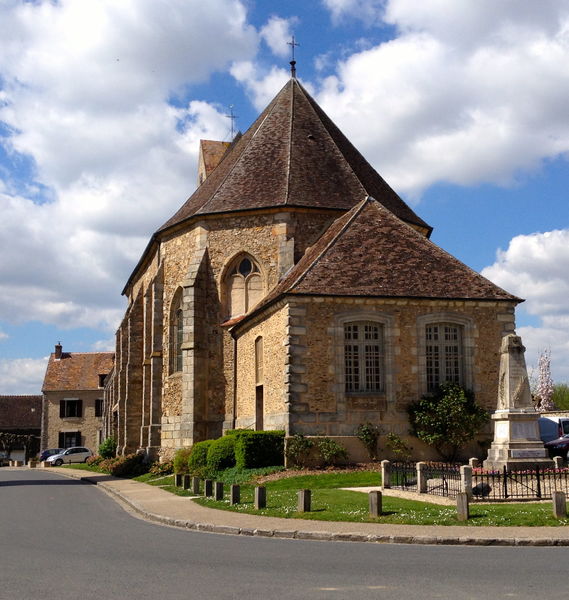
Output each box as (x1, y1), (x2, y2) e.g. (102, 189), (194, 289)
(284, 79), (295, 205)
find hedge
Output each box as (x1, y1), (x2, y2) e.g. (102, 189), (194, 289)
(234, 430), (285, 469)
(206, 435), (236, 471)
(188, 440), (214, 474)
(173, 447), (192, 474)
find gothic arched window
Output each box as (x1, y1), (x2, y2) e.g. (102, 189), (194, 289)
(169, 291), (183, 374)
(226, 256), (263, 318)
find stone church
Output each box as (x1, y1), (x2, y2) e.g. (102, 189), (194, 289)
(104, 74), (520, 460)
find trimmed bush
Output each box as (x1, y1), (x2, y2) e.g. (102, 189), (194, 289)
(234, 430), (285, 469)
(188, 440), (214, 474)
(98, 437), (117, 459)
(173, 447), (192, 474)
(206, 435), (236, 471)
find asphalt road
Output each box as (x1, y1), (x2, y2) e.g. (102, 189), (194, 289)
(1, 468), (567, 600)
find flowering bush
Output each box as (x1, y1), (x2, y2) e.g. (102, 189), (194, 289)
(537, 349), (555, 412)
(149, 459), (174, 476)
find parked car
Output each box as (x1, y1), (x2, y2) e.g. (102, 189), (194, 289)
(39, 448), (64, 462)
(46, 447), (93, 466)
(544, 435), (569, 459)
(538, 417), (569, 443)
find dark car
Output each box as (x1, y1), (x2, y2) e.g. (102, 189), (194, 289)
(39, 448), (64, 462)
(544, 435), (569, 459)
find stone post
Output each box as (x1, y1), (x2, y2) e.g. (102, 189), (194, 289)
(468, 458), (480, 468)
(28, 461), (37, 468)
(417, 462), (427, 493)
(552, 491), (567, 519)
(214, 482), (224, 501)
(460, 465), (473, 499)
(191, 477), (200, 494)
(174, 473), (183, 487)
(456, 492), (469, 521)
(204, 479), (213, 497)
(182, 474), (190, 490)
(369, 491), (382, 517)
(553, 456), (564, 469)
(297, 489), (311, 513)
(381, 460), (391, 489)
(230, 484), (240, 505)
(254, 486), (266, 509)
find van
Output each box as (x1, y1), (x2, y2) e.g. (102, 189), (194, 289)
(538, 416), (569, 443)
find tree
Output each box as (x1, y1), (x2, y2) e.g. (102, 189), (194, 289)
(408, 383), (489, 462)
(536, 349), (555, 412)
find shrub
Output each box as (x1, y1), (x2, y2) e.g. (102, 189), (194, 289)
(384, 433), (412, 461)
(408, 382), (489, 462)
(553, 384), (569, 410)
(234, 431), (285, 469)
(86, 455), (104, 466)
(207, 436), (237, 471)
(173, 447), (193, 474)
(149, 459), (174, 476)
(188, 440), (214, 475)
(98, 437), (117, 459)
(285, 434), (314, 468)
(317, 437), (349, 466)
(99, 453), (148, 477)
(356, 423), (381, 460)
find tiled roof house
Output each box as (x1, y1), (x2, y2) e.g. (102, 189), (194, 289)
(0, 395), (42, 461)
(106, 75), (521, 461)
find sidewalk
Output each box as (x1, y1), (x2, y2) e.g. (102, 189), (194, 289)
(50, 467), (569, 547)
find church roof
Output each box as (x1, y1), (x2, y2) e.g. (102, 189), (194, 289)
(158, 78), (431, 234)
(42, 351), (114, 392)
(245, 197), (520, 319)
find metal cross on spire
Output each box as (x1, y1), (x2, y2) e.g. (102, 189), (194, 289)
(225, 104), (238, 140)
(288, 35), (300, 77)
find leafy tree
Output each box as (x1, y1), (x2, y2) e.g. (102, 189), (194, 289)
(408, 383), (489, 462)
(98, 437), (117, 459)
(552, 383), (569, 410)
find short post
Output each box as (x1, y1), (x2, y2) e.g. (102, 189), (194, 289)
(417, 462), (427, 493)
(41, 461), (50, 468)
(381, 460), (391, 489)
(230, 484), (240, 505)
(553, 456), (564, 469)
(174, 473), (183, 487)
(368, 490), (382, 517)
(456, 492), (469, 521)
(204, 479), (213, 497)
(297, 489), (311, 513)
(182, 474), (191, 490)
(552, 491), (567, 519)
(468, 457), (480, 468)
(254, 486), (266, 509)
(28, 461), (37, 468)
(460, 465), (473, 499)
(191, 477), (200, 494)
(214, 481), (224, 501)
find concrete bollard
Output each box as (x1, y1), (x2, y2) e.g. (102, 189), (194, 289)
(254, 486), (266, 509)
(369, 490), (382, 517)
(41, 461), (51, 468)
(456, 492), (469, 521)
(417, 462), (427, 493)
(28, 461), (37, 468)
(553, 456), (564, 469)
(214, 481), (224, 501)
(204, 479), (213, 497)
(230, 484), (240, 505)
(460, 465), (473, 499)
(182, 474), (191, 490)
(552, 491), (567, 519)
(381, 460), (391, 489)
(174, 473), (183, 487)
(468, 457), (480, 468)
(14, 460), (23, 467)
(297, 489), (311, 513)
(191, 477), (200, 494)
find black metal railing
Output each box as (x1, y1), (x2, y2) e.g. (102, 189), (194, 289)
(390, 461), (417, 492)
(424, 462), (461, 497)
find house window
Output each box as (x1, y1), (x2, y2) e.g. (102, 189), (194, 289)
(58, 431), (81, 448)
(425, 323), (464, 392)
(226, 256), (263, 318)
(344, 321), (384, 393)
(95, 399), (103, 418)
(169, 290), (183, 374)
(60, 399), (83, 418)
(98, 373), (106, 388)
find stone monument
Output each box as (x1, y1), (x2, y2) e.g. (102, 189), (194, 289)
(484, 334), (553, 470)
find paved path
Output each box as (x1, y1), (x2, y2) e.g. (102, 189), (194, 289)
(30, 466), (569, 546)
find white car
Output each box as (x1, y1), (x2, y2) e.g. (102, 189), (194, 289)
(46, 447), (93, 466)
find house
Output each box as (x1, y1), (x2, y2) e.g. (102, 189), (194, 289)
(41, 343), (114, 452)
(104, 74), (520, 461)
(0, 395), (42, 462)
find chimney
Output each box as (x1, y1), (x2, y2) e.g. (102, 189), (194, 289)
(55, 342), (62, 360)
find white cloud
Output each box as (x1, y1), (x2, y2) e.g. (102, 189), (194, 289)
(482, 230), (569, 383)
(0, 357), (49, 395)
(260, 16), (299, 58)
(0, 0), (257, 331)
(322, 0), (385, 24)
(314, 0), (569, 196)
(0, 330), (8, 341)
(230, 61), (290, 111)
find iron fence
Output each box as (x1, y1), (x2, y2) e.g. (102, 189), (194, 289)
(424, 462), (461, 497)
(390, 461), (417, 492)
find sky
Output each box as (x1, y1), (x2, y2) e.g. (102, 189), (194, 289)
(0, 0), (568, 394)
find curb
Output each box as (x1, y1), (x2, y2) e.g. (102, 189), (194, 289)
(57, 470), (569, 547)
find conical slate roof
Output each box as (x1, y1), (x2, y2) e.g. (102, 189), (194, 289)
(158, 78), (431, 234)
(246, 197), (520, 317)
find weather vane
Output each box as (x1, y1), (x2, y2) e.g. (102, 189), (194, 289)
(288, 35), (300, 77)
(225, 104), (238, 139)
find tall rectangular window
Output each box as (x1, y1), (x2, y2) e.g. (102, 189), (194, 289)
(59, 399), (83, 418)
(425, 323), (464, 392)
(344, 322), (384, 393)
(95, 399), (103, 418)
(58, 431), (81, 448)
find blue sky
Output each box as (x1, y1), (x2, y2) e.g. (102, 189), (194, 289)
(0, 0), (568, 393)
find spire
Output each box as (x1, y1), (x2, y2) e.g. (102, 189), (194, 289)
(288, 35), (299, 77)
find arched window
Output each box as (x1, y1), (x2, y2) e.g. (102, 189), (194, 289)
(169, 291), (183, 374)
(425, 322), (464, 392)
(344, 321), (385, 393)
(226, 256), (263, 318)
